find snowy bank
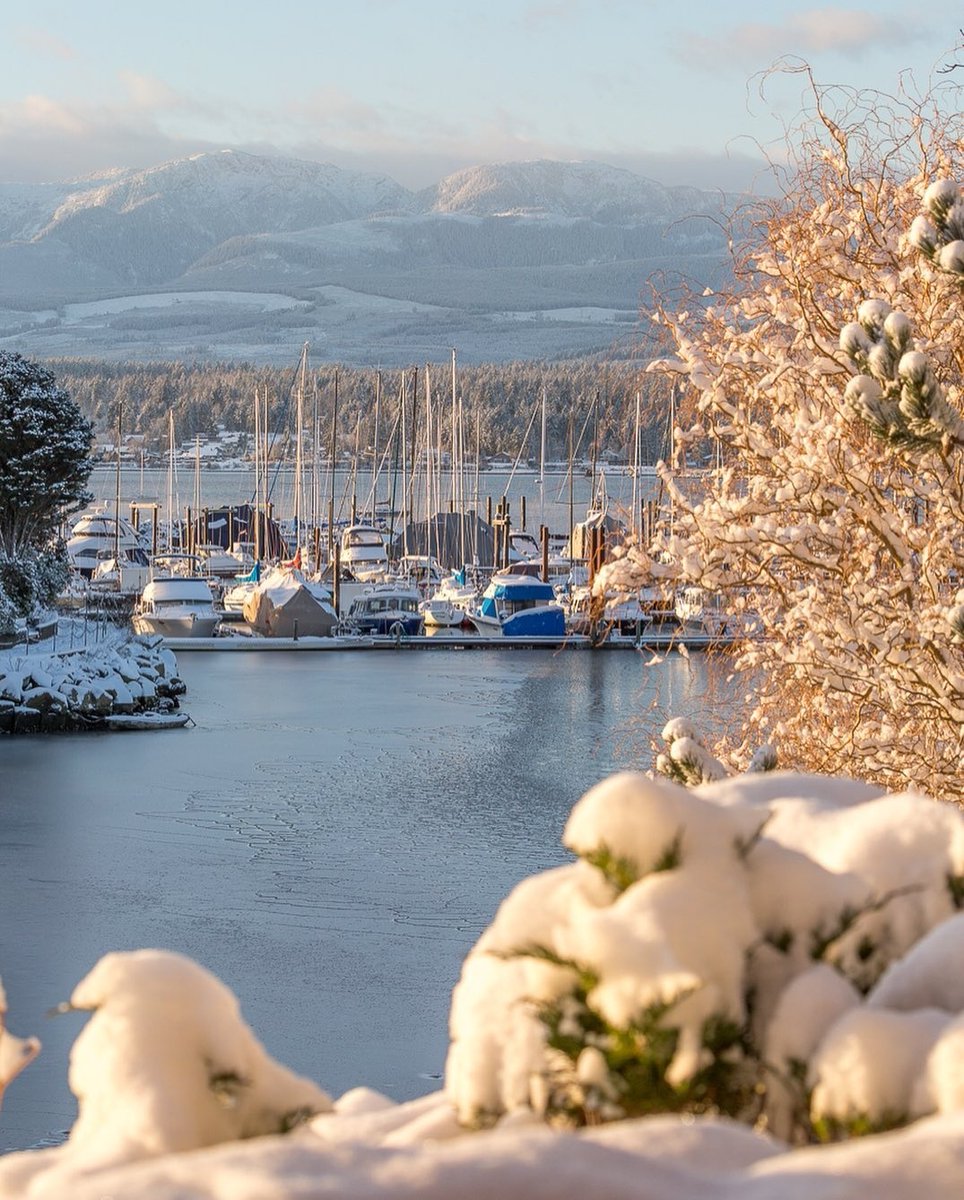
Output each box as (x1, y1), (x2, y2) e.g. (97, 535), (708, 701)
(2, 770), (964, 1197)
(0, 633), (187, 733)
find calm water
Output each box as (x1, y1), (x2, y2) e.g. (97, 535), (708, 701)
(0, 646), (711, 1151)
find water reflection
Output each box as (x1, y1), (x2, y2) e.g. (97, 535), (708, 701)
(0, 647), (715, 1151)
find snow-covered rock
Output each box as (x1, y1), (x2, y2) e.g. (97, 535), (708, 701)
(0, 635), (188, 732)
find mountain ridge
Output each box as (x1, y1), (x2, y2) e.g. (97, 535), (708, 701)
(0, 149), (735, 365)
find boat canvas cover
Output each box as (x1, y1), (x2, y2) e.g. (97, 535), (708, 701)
(479, 578), (557, 620)
(192, 504), (287, 559)
(242, 567), (337, 638)
(388, 512), (497, 571)
(565, 511), (626, 561)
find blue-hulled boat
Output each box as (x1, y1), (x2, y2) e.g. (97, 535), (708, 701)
(345, 581), (423, 636)
(468, 574), (566, 638)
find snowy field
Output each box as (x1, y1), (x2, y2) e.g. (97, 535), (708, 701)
(62, 292), (311, 320)
(0, 284), (639, 366)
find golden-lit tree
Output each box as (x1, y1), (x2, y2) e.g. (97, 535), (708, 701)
(600, 67), (964, 793)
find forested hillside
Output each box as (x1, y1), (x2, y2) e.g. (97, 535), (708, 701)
(53, 358), (673, 465)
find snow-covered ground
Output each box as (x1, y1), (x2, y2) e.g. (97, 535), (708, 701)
(2, 759), (964, 1196)
(63, 292), (311, 320)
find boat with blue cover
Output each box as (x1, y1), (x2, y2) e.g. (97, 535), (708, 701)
(468, 573), (566, 637)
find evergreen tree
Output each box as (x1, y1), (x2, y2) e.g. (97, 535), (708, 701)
(0, 353), (93, 559)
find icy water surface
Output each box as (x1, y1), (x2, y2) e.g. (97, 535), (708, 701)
(0, 647), (712, 1150)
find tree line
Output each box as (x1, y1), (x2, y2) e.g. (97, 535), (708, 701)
(49, 357), (674, 465)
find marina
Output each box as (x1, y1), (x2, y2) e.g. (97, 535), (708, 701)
(59, 462), (748, 653)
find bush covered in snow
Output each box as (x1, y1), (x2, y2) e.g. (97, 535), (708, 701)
(0, 545), (70, 625)
(445, 768), (964, 1143)
(0, 584), (17, 637)
(4, 769), (964, 1197)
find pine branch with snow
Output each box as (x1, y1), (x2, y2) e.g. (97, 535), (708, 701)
(43, 950), (332, 1171)
(0, 979), (40, 1113)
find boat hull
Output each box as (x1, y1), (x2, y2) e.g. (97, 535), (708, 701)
(351, 614), (423, 636)
(132, 612), (221, 638)
(469, 605), (566, 638)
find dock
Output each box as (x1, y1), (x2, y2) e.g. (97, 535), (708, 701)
(162, 628), (736, 652)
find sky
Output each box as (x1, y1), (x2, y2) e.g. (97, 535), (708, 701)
(0, 2), (957, 192)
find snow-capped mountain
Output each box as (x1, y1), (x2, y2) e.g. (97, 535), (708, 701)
(424, 159), (710, 222)
(0, 151), (735, 364)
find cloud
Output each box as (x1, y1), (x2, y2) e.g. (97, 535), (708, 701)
(289, 87), (386, 136)
(679, 9), (924, 70)
(0, 93), (213, 183)
(13, 27), (76, 61)
(521, 1), (582, 29)
(118, 71), (189, 112)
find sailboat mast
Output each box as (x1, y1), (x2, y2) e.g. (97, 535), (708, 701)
(371, 370), (381, 518)
(295, 341), (309, 550)
(632, 389), (641, 539)
(327, 369), (339, 563)
(193, 434), (201, 553)
(167, 410), (175, 553)
(114, 400), (122, 564)
(450, 349), (458, 513)
(539, 385), (547, 530)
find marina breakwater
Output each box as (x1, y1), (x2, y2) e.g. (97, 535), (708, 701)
(0, 636), (187, 734)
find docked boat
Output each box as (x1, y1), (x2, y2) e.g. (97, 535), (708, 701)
(242, 565), (338, 638)
(468, 573), (566, 638)
(420, 568), (478, 628)
(675, 587), (760, 640)
(222, 561), (262, 615)
(340, 524), (389, 581)
(419, 594), (474, 629)
(132, 576), (222, 638)
(195, 543), (251, 579)
(67, 509), (147, 578)
(345, 581), (423, 636)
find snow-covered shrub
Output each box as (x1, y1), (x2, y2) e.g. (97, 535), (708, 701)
(54, 950), (332, 1167)
(31, 543), (70, 608)
(655, 718), (776, 786)
(445, 769), (964, 1143)
(0, 978), (39, 1112)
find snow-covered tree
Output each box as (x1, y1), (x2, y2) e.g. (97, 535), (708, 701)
(599, 73), (964, 793)
(446, 769), (964, 1143)
(0, 354), (92, 561)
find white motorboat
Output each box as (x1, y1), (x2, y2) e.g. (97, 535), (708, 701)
(67, 509), (146, 578)
(420, 568), (478, 628)
(340, 524), (389, 581)
(132, 577), (222, 638)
